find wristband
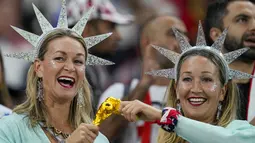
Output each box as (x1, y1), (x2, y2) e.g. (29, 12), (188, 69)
(153, 107), (180, 132)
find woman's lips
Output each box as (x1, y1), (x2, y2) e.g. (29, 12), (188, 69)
(188, 97), (207, 107)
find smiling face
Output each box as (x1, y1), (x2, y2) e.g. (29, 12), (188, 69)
(176, 55), (226, 123)
(35, 36), (86, 103)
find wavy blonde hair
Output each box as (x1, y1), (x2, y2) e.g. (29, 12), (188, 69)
(13, 29), (93, 129)
(157, 51), (239, 143)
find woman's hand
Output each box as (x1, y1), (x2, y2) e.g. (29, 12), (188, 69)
(66, 123), (99, 143)
(120, 100), (161, 122)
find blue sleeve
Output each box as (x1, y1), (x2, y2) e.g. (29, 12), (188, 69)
(175, 116), (255, 143)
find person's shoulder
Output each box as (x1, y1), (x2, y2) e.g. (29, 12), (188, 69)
(0, 104), (12, 118)
(227, 120), (255, 129)
(0, 113), (29, 140)
(100, 79), (139, 100)
(98, 78), (140, 108)
(0, 113), (28, 127)
(101, 82), (125, 98)
(98, 82), (125, 108)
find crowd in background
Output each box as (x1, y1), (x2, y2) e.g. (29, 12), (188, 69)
(0, 0), (255, 143)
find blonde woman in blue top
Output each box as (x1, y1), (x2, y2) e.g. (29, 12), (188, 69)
(119, 22), (255, 143)
(0, 0), (114, 142)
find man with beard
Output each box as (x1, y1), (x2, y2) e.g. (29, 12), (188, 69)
(97, 15), (188, 143)
(204, 0), (255, 125)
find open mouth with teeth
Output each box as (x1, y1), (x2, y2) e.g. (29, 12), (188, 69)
(57, 76), (75, 88)
(187, 97), (207, 106)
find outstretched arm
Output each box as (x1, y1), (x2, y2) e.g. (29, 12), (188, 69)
(119, 101), (255, 143)
(175, 116), (255, 143)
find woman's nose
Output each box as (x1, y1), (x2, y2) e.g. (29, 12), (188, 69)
(64, 61), (75, 71)
(191, 80), (203, 93)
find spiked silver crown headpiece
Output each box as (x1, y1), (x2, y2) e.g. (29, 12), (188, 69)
(5, 0), (114, 65)
(147, 21), (254, 84)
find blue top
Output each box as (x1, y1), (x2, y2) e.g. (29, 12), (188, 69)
(0, 113), (109, 143)
(175, 116), (255, 143)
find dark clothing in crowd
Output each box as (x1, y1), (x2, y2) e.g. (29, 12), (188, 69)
(237, 82), (250, 120)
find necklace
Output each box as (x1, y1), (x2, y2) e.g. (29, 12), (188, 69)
(39, 122), (71, 143)
(53, 127), (71, 139)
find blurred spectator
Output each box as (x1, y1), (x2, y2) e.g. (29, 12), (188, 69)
(0, 49), (13, 109)
(0, 49), (12, 118)
(98, 15), (188, 143)
(67, 0), (133, 110)
(0, 0), (31, 105)
(107, 0), (178, 93)
(109, 0), (208, 87)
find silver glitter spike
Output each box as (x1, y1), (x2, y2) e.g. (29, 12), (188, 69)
(211, 28), (228, 51)
(11, 26), (39, 48)
(57, 0), (68, 28)
(229, 69), (255, 79)
(86, 54), (115, 65)
(9, 0), (114, 67)
(223, 48), (249, 64)
(32, 4), (53, 33)
(172, 27), (191, 52)
(148, 22), (255, 83)
(196, 21), (207, 46)
(84, 33), (112, 49)
(4, 51), (36, 62)
(72, 7), (94, 35)
(145, 68), (175, 79)
(151, 45), (180, 64)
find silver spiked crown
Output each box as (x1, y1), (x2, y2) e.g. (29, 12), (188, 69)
(146, 21), (254, 84)
(5, 0), (114, 66)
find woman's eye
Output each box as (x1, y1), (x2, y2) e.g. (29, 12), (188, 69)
(183, 77), (192, 82)
(54, 57), (64, 61)
(202, 77), (213, 82)
(74, 60), (84, 65)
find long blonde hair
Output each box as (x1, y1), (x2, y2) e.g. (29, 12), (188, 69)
(157, 51), (239, 143)
(13, 29), (93, 129)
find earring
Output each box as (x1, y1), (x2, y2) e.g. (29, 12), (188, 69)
(216, 102), (222, 120)
(77, 88), (85, 107)
(37, 78), (44, 101)
(176, 99), (182, 113)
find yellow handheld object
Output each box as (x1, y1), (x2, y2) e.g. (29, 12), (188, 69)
(93, 97), (121, 126)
